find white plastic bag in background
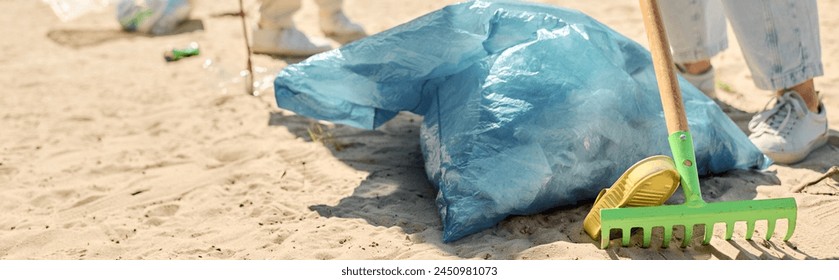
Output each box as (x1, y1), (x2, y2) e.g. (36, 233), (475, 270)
(43, 0), (192, 36)
(42, 0), (112, 22)
(116, 0), (191, 35)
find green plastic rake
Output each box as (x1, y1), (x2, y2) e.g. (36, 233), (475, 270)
(598, 0), (798, 249)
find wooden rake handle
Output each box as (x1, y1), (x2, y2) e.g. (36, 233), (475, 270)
(638, 0), (688, 134)
(639, 0), (706, 205)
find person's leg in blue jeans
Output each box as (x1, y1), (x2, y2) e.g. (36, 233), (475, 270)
(659, 0), (827, 164)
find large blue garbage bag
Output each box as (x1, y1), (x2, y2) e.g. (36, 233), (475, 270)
(274, 0), (770, 242)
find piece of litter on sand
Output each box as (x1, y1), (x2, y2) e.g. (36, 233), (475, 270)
(164, 42), (200, 62)
(792, 166), (839, 195)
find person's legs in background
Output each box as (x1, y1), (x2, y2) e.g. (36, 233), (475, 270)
(724, 0), (826, 164)
(659, 0), (828, 164)
(253, 0), (331, 56)
(315, 0), (366, 41)
(658, 0), (727, 99)
(723, 0), (822, 110)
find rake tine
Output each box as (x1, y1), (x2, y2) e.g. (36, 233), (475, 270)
(662, 226), (672, 248)
(621, 228), (632, 246)
(642, 227), (652, 248)
(725, 222), (735, 240)
(765, 219), (777, 241)
(784, 216), (796, 241)
(746, 220), (756, 240)
(682, 225), (693, 247)
(601, 227), (610, 249)
(703, 224), (713, 245)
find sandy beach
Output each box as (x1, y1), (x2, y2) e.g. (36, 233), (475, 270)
(1, 0), (838, 260)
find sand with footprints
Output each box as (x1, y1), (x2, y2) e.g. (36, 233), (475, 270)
(1, 0), (838, 259)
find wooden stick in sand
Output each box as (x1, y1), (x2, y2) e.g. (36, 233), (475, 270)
(238, 0), (255, 95)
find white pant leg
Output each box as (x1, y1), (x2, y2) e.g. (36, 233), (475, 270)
(658, 0), (728, 63)
(314, 0), (343, 15)
(721, 0), (823, 90)
(259, 0), (301, 30)
(258, 0), (344, 29)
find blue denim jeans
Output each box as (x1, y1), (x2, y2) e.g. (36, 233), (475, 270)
(659, 0), (823, 91)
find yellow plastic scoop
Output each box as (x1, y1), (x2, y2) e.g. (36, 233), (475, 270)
(583, 155), (680, 239)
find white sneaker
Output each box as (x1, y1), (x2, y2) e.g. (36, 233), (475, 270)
(251, 28), (333, 57)
(320, 11), (366, 41)
(676, 64), (716, 99)
(748, 91), (828, 164)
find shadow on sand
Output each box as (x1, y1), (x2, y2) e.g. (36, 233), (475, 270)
(267, 97), (830, 259)
(47, 19), (204, 49)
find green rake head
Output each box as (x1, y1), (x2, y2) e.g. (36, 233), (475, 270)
(598, 131), (798, 249)
(599, 198), (797, 248)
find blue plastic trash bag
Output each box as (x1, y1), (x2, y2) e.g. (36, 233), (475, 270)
(274, 0), (770, 242)
(117, 0), (191, 35)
